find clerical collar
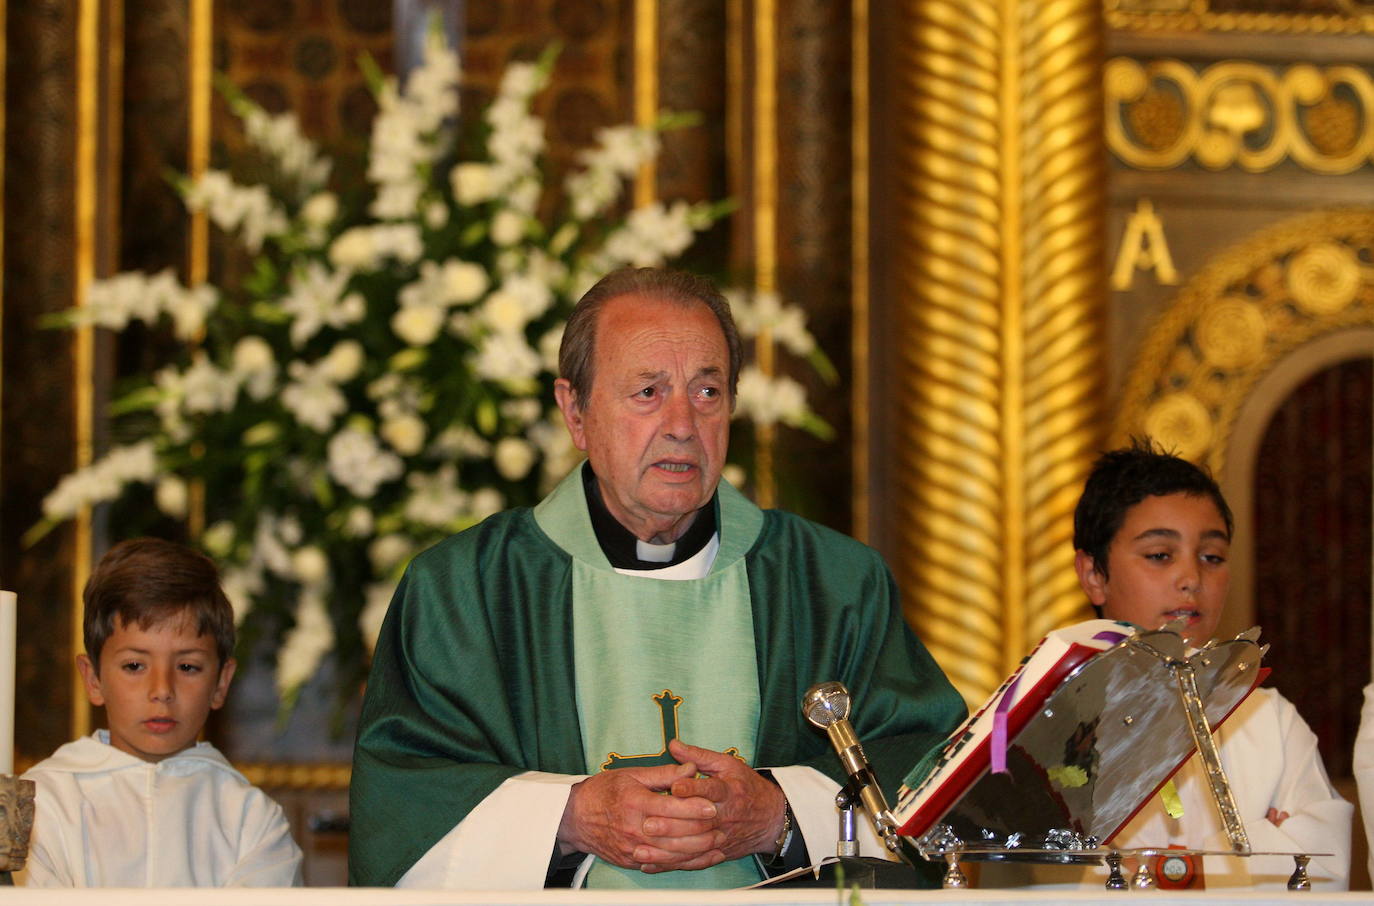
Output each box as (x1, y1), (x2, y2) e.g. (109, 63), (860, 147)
(581, 463), (717, 570)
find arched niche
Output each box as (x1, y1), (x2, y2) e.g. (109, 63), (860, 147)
(1221, 328), (1374, 645)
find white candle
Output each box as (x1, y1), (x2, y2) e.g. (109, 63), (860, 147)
(0, 591), (15, 774)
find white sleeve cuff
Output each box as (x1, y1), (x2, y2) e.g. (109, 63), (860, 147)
(397, 771), (589, 889)
(766, 764), (896, 865)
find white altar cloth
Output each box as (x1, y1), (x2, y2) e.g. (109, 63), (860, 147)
(2, 889), (1368, 906)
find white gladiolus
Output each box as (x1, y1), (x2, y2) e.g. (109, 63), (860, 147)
(342, 505), (374, 538)
(241, 107), (330, 190)
(501, 272), (554, 320)
(233, 335), (274, 372)
(490, 208), (525, 246)
(500, 398), (542, 426)
(451, 162), (498, 205)
(733, 367), (809, 428)
(276, 589), (335, 699)
(730, 290), (817, 356)
(181, 353), (238, 414)
(291, 545), (330, 587)
(475, 332), (538, 382)
(381, 413), (427, 456)
(40, 441), (159, 521)
(430, 426), (491, 458)
(370, 180), (424, 220)
(327, 427), (404, 497)
(480, 290), (529, 334)
(33, 37), (739, 716)
(391, 304), (446, 347)
(154, 475), (189, 518)
(443, 260), (489, 304)
(376, 223), (424, 264)
(424, 200), (449, 229)
(282, 360), (349, 433)
(403, 465), (469, 527)
(493, 437), (536, 481)
(202, 521), (237, 558)
(468, 487), (505, 520)
(282, 261), (366, 347)
(300, 192), (338, 228)
(183, 170), (288, 253)
(322, 340), (365, 383)
(498, 62), (545, 100)
(538, 325), (564, 373)
(232, 336), (278, 400)
(359, 582), (396, 655)
(368, 534), (415, 573)
(164, 284), (218, 341)
(329, 228), (379, 270)
(220, 565), (264, 627)
(77, 270), (217, 340)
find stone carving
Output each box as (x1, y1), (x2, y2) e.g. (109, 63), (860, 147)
(0, 775), (36, 878)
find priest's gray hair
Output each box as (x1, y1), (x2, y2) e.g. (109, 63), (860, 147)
(559, 267), (743, 410)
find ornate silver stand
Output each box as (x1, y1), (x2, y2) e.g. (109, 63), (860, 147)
(902, 623), (1326, 891)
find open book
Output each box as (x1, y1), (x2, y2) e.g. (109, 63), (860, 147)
(892, 619), (1265, 853)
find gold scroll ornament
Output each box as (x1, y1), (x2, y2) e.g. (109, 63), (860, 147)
(1107, 59), (1374, 175)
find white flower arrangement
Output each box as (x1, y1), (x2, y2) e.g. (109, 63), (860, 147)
(32, 29), (830, 715)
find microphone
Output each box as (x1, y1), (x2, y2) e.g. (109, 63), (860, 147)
(802, 681), (901, 852)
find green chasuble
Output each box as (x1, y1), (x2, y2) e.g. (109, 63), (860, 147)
(349, 466), (966, 888)
(535, 467), (763, 888)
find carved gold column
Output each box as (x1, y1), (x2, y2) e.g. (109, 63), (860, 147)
(894, 0), (1107, 703)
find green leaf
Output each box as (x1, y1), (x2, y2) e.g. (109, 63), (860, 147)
(243, 422), (281, 446)
(654, 110), (702, 131)
(21, 518), (58, 549)
(313, 472), (335, 508)
(808, 347), (839, 384)
(791, 411), (835, 442)
(358, 52), (387, 97)
(476, 398), (498, 435)
(460, 221), (488, 247)
(390, 348), (428, 372)
(214, 73), (253, 118)
(109, 386), (164, 416)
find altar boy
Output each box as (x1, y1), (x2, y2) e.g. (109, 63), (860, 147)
(21, 538), (303, 886)
(1070, 439), (1350, 888)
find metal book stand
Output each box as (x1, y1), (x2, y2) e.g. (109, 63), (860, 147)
(901, 622), (1324, 891)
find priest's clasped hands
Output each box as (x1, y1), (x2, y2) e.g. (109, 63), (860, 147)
(555, 738), (788, 873)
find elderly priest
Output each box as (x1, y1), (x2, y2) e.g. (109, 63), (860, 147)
(349, 267), (965, 889)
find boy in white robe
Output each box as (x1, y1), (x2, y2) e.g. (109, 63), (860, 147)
(985, 438), (1351, 889)
(21, 538), (303, 887)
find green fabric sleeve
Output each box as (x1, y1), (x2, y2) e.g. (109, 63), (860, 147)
(746, 510), (968, 807)
(347, 509), (585, 887)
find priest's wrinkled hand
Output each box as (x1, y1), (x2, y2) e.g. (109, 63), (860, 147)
(557, 759), (727, 872)
(666, 738), (787, 861)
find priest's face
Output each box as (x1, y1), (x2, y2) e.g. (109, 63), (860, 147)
(555, 293), (730, 543)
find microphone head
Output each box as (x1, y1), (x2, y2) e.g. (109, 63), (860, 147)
(802, 681), (851, 729)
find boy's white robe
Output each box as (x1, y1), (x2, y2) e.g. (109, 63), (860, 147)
(21, 731), (303, 887)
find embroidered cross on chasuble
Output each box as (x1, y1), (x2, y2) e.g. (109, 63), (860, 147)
(560, 519), (763, 887)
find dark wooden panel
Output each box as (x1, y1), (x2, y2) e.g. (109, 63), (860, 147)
(1254, 357), (1372, 778)
(773, 0), (853, 531)
(2, 0), (81, 763)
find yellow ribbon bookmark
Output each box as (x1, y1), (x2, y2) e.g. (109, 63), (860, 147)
(1160, 780), (1184, 819)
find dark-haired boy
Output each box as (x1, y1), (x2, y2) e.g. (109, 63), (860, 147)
(1070, 440), (1351, 888)
(22, 538), (303, 887)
